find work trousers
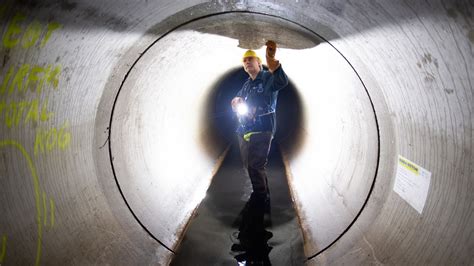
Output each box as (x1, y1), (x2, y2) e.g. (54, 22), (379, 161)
(238, 132), (273, 199)
(237, 132), (273, 245)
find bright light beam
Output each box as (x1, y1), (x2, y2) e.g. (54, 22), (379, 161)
(237, 103), (249, 116)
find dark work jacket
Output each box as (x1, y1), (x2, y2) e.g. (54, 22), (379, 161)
(235, 65), (289, 136)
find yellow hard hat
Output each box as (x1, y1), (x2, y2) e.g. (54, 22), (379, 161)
(242, 50), (261, 63)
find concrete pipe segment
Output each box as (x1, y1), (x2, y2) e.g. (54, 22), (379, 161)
(0, 0), (472, 265)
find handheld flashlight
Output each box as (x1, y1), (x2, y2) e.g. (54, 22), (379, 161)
(236, 103), (249, 116)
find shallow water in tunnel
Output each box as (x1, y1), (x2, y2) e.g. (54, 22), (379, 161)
(170, 143), (306, 265)
(0, 1), (472, 265)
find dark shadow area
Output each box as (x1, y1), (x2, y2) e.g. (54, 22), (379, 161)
(0, 0), (130, 31)
(274, 78), (306, 158)
(170, 140), (305, 265)
(230, 191), (273, 265)
(199, 67), (247, 154)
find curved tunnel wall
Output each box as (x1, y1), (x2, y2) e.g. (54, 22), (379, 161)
(0, 1), (472, 265)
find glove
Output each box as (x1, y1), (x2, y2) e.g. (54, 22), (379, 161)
(266, 40), (280, 73)
(266, 40), (277, 58)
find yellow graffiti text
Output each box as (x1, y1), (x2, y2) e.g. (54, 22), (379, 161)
(0, 140), (43, 265)
(0, 98), (54, 128)
(50, 198), (55, 228)
(3, 13), (62, 49)
(0, 235), (6, 263)
(43, 191), (47, 226)
(0, 64), (61, 96)
(34, 121), (71, 156)
(42, 191), (55, 229)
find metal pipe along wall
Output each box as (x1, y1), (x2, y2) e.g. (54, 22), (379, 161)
(0, 1), (472, 265)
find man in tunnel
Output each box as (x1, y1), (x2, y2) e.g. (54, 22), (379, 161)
(230, 41), (289, 249)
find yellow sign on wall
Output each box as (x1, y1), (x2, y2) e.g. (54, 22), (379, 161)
(394, 155), (432, 214)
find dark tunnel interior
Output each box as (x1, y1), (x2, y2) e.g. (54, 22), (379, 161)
(202, 66), (306, 156)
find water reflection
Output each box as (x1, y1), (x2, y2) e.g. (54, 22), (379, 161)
(231, 192), (273, 265)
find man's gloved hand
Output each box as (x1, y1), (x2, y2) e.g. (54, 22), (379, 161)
(266, 40), (277, 58)
(266, 40), (280, 73)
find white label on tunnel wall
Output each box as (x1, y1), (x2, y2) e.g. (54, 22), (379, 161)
(394, 155), (431, 214)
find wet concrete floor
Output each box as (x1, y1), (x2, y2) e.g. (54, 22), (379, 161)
(170, 140), (306, 265)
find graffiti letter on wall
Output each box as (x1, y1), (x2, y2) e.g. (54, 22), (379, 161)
(9, 64), (30, 94)
(21, 21), (42, 49)
(24, 99), (40, 124)
(2, 13), (62, 49)
(0, 66), (14, 95)
(3, 13), (26, 48)
(50, 198), (55, 228)
(0, 98), (54, 128)
(40, 22), (61, 48)
(44, 65), (61, 90)
(0, 64), (61, 96)
(34, 121), (71, 156)
(4, 100), (29, 128)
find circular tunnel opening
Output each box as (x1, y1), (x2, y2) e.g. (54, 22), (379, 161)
(107, 10), (379, 259)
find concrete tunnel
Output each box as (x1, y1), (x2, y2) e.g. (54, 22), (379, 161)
(0, 0), (472, 265)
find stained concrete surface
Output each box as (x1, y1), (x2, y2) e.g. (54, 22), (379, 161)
(0, 0), (472, 265)
(170, 142), (305, 265)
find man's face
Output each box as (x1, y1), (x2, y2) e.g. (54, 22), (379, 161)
(243, 56), (260, 74)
